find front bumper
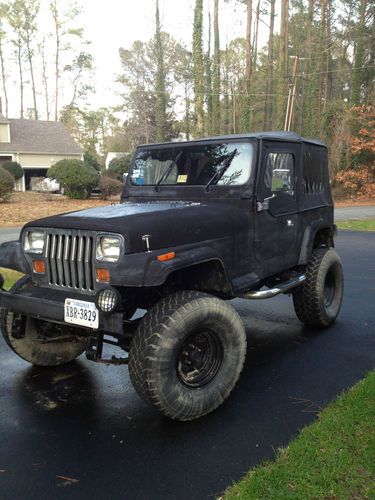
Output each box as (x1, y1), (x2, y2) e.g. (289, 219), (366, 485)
(0, 283), (124, 335)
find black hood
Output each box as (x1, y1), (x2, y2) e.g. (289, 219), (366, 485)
(24, 200), (248, 253)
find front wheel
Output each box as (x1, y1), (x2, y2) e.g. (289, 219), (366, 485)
(129, 290), (247, 421)
(293, 248), (344, 327)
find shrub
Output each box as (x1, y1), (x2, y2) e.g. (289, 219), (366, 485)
(335, 165), (375, 199)
(49, 159), (99, 199)
(0, 167), (15, 202)
(98, 175), (123, 200)
(84, 152), (101, 172)
(107, 155), (131, 181)
(2, 160), (23, 180)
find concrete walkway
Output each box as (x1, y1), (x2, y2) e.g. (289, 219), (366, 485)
(334, 205), (375, 221)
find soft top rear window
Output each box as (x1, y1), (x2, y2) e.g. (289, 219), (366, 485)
(130, 142), (253, 187)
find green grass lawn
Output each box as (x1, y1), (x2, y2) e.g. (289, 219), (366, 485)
(0, 267), (24, 290)
(337, 219), (375, 231)
(224, 370), (375, 499)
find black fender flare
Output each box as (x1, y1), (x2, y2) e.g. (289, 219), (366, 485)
(298, 222), (334, 265)
(111, 244), (233, 294)
(0, 241), (30, 274)
(143, 246), (232, 292)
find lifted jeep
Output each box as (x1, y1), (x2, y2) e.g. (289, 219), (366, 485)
(0, 132), (343, 420)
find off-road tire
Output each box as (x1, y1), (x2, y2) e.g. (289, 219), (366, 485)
(0, 276), (88, 366)
(128, 290), (247, 421)
(293, 248), (344, 327)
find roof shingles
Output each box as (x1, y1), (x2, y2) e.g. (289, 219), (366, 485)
(0, 119), (82, 155)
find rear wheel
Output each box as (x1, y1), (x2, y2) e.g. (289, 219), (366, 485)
(1, 277), (88, 366)
(129, 290), (247, 421)
(293, 248), (344, 327)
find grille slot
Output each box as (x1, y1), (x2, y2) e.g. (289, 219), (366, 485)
(45, 231), (95, 291)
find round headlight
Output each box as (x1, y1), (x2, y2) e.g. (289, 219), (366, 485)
(96, 287), (120, 313)
(96, 236), (121, 262)
(24, 231), (45, 254)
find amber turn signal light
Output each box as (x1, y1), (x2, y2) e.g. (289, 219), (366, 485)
(96, 268), (110, 283)
(157, 252), (176, 262)
(33, 260), (45, 274)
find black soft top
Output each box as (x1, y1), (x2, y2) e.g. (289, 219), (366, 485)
(138, 132), (326, 149)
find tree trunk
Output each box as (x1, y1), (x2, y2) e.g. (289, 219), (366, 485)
(245, 0), (252, 94)
(252, 0), (260, 75)
(193, 0), (204, 137)
(205, 9), (212, 135)
(212, 0), (220, 134)
(184, 82), (190, 140)
(17, 39), (24, 119)
(0, 38), (8, 117)
(276, 0), (289, 130)
(26, 39), (38, 119)
(223, 45), (230, 134)
(241, 0), (253, 132)
(51, 0), (60, 121)
(40, 39), (50, 119)
(318, 0), (328, 114)
(263, 0), (275, 129)
(351, 0), (367, 104)
(155, 0), (167, 142)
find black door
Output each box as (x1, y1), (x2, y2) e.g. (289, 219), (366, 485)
(254, 141), (300, 275)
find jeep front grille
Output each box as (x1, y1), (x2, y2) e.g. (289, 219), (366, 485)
(44, 231), (96, 291)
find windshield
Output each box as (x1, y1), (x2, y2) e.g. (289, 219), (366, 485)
(130, 142), (253, 187)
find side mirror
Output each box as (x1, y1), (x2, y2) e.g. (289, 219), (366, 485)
(257, 193), (276, 212)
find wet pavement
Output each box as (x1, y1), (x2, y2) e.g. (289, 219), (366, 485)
(0, 231), (374, 499)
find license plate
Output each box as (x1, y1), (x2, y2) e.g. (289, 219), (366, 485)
(64, 298), (99, 329)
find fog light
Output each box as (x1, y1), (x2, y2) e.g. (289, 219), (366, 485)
(96, 288), (120, 313)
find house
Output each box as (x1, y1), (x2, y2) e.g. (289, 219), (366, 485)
(0, 114), (83, 191)
(105, 152), (129, 170)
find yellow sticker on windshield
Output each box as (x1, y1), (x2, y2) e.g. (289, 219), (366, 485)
(177, 175), (188, 183)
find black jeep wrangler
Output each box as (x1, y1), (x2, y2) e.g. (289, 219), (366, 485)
(0, 132), (344, 421)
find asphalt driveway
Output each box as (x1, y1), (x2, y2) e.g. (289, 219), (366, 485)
(0, 231), (374, 499)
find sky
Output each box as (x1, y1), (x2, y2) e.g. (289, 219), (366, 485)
(79, 0), (272, 110)
(4, 0), (275, 117)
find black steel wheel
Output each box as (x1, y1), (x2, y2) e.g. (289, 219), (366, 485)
(129, 290), (247, 421)
(1, 277), (88, 367)
(176, 329), (224, 388)
(293, 248), (344, 327)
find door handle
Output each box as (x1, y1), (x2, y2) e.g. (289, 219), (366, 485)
(286, 219), (294, 227)
(257, 194), (276, 212)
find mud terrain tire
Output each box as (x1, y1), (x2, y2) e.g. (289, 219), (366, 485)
(129, 290), (247, 421)
(293, 248), (344, 327)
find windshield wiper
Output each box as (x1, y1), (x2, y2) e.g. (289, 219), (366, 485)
(205, 148), (237, 192)
(155, 151), (183, 191)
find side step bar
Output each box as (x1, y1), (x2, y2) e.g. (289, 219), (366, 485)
(239, 275), (306, 300)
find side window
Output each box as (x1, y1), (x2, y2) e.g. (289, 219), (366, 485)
(265, 152), (295, 196)
(303, 147), (325, 194)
